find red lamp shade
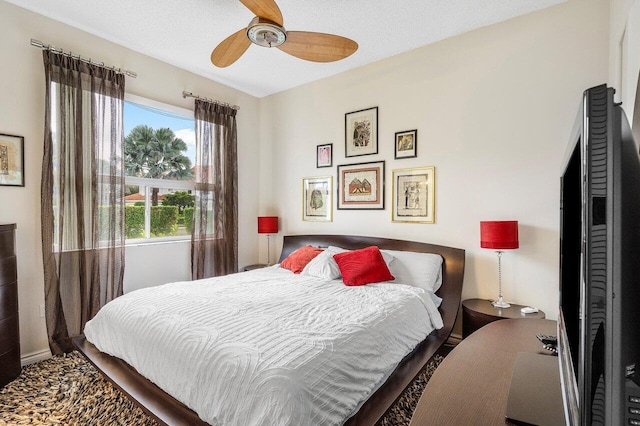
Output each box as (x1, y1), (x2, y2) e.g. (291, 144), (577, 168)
(480, 221), (519, 249)
(258, 216), (278, 234)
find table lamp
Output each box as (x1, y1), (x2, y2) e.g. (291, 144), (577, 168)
(480, 220), (519, 308)
(258, 216), (278, 265)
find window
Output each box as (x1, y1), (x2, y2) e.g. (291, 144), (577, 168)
(124, 95), (195, 243)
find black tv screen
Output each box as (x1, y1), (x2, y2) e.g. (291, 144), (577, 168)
(559, 138), (582, 424)
(558, 85), (640, 425)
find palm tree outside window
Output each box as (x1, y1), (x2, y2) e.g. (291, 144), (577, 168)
(125, 124), (194, 204)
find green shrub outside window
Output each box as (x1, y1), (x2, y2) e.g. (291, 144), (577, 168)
(150, 205), (178, 236)
(183, 207), (194, 233)
(125, 205), (182, 238)
(125, 206), (145, 239)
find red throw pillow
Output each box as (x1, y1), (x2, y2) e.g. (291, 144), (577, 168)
(333, 246), (395, 286)
(280, 246), (323, 274)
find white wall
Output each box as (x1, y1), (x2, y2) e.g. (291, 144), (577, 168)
(617, 0), (640, 126)
(259, 0), (610, 327)
(609, 0), (635, 104)
(0, 0), (260, 361)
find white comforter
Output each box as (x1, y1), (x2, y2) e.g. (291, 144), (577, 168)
(84, 267), (443, 426)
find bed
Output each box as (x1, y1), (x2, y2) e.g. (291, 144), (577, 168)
(73, 234), (465, 425)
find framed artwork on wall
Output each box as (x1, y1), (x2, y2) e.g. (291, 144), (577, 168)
(0, 133), (24, 187)
(337, 160), (385, 210)
(392, 167), (435, 223)
(394, 129), (417, 159)
(345, 107), (378, 157)
(316, 143), (333, 168)
(303, 176), (333, 221)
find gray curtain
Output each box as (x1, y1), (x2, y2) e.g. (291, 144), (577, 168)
(41, 51), (125, 354)
(192, 99), (238, 279)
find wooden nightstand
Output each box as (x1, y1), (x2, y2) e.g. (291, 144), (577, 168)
(243, 264), (268, 271)
(462, 298), (545, 338)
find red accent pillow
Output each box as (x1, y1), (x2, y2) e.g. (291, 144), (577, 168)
(280, 246), (323, 274)
(333, 246), (395, 286)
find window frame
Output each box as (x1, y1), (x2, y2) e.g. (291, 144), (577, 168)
(124, 94), (196, 246)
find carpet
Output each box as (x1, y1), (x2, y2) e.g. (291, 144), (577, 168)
(0, 352), (443, 425)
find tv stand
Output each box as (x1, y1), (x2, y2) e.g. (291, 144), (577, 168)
(506, 351), (564, 425)
(410, 319), (563, 425)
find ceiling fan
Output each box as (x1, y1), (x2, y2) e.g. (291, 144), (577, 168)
(211, 0), (358, 67)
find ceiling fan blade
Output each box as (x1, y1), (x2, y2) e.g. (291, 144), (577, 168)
(211, 28), (252, 68)
(277, 31), (358, 63)
(239, 0), (283, 26)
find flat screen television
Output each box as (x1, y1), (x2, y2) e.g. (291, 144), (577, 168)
(558, 84), (640, 425)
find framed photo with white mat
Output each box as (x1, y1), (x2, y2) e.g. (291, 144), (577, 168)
(392, 167), (435, 223)
(302, 176), (332, 221)
(345, 107), (378, 157)
(337, 161), (385, 210)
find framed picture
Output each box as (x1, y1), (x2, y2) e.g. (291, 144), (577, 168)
(0, 134), (24, 187)
(345, 107), (378, 157)
(392, 167), (435, 223)
(316, 143), (333, 168)
(394, 129), (417, 159)
(303, 176), (333, 221)
(337, 161), (385, 210)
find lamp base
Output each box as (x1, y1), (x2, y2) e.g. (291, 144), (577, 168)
(492, 297), (511, 309)
(266, 234), (272, 266)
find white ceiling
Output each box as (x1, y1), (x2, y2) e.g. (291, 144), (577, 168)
(6, 0), (565, 98)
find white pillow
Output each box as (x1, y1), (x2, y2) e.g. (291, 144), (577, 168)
(302, 245), (395, 280)
(381, 249), (443, 292)
(327, 246), (348, 254)
(301, 247), (344, 280)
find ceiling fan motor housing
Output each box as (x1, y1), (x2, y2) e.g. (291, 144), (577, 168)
(246, 16), (286, 47)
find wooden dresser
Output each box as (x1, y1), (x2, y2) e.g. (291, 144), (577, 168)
(0, 223), (20, 387)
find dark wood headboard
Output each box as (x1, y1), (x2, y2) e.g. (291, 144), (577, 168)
(279, 234), (466, 425)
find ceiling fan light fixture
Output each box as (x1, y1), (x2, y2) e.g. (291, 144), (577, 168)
(246, 16), (286, 48)
(211, 0), (358, 68)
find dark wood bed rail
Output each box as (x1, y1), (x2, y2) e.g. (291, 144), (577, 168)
(74, 234), (465, 426)
(73, 334), (206, 425)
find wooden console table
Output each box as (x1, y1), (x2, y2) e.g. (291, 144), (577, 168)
(409, 318), (559, 425)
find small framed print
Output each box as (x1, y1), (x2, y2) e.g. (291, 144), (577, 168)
(392, 167), (435, 223)
(345, 107), (378, 157)
(316, 143), (332, 168)
(303, 176), (332, 221)
(394, 129), (417, 159)
(0, 133), (24, 187)
(337, 160), (385, 210)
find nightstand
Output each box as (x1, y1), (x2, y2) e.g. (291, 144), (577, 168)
(462, 298), (545, 338)
(244, 263), (268, 271)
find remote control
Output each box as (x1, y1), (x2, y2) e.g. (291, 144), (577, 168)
(521, 306), (539, 314)
(536, 334), (558, 353)
(536, 334), (557, 346)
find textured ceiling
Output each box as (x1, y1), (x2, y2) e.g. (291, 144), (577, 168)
(6, 0), (565, 97)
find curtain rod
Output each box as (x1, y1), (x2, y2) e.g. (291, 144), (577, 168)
(182, 91), (240, 111)
(30, 39), (137, 78)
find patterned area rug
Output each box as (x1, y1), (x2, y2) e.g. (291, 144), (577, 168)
(0, 352), (443, 425)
